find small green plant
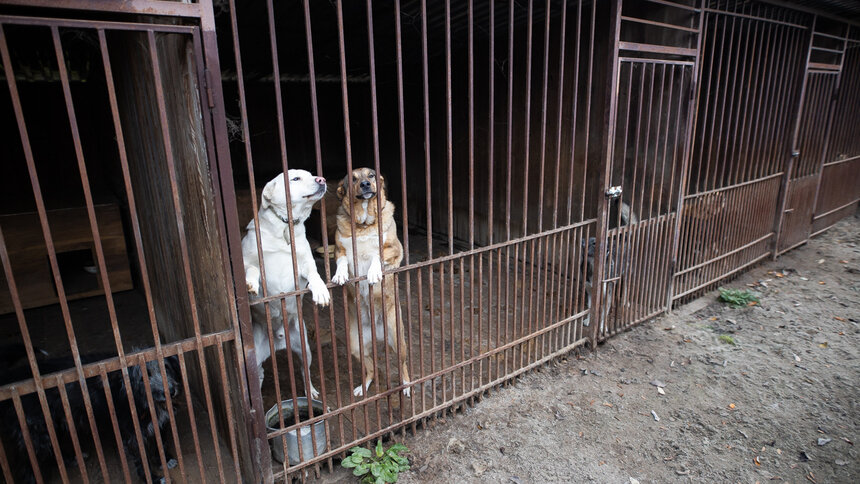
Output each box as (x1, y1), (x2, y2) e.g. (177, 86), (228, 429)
(341, 440), (410, 484)
(719, 334), (736, 346)
(718, 287), (759, 308)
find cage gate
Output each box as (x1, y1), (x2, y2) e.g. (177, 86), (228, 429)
(590, 0), (699, 342)
(776, 17), (850, 255)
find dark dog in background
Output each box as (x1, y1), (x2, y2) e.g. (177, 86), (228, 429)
(0, 352), (182, 484)
(584, 199), (638, 331)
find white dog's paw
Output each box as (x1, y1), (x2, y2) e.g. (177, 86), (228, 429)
(246, 277), (260, 295)
(310, 385), (320, 400)
(402, 381), (411, 397)
(353, 380), (372, 397)
(309, 279), (330, 306)
(332, 266), (349, 285)
(366, 260), (383, 285)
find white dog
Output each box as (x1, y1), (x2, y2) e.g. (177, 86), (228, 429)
(242, 170), (330, 397)
(253, 323), (287, 388)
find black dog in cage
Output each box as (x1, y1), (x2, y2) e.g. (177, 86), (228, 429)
(0, 351), (181, 484)
(583, 199), (638, 332)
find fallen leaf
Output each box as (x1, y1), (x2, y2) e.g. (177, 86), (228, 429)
(602, 402), (613, 407)
(747, 301), (758, 306)
(579, 432), (583, 437)
(754, 456), (761, 466)
(776, 448), (782, 455)
(775, 272), (785, 278)
(818, 281), (826, 285)
(839, 260), (847, 264)
(842, 437), (854, 445)
(710, 316), (718, 321)
(598, 461), (605, 466)
(819, 342), (828, 349)
(729, 403), (736, 409)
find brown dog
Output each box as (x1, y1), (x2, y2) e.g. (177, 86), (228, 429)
(331, 168), (410, 397)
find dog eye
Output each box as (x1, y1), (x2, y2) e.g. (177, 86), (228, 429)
(352, 176), (357, 181)
(369, 173), (375, 179)
(291, 176), (301, 181)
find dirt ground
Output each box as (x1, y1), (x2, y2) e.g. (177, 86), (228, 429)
(320, 213), (860, 483)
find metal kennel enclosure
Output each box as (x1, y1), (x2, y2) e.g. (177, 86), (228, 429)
(0, 0), (857, 483)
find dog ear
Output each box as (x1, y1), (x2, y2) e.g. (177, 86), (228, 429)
(379, 173), (387, 201)
(261, 178), (277, 209)
(336, 177), (347, 200)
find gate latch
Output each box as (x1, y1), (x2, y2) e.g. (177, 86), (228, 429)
(605, 186), (623, 199)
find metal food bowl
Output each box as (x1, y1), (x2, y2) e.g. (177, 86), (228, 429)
(265, 398), (327, 465)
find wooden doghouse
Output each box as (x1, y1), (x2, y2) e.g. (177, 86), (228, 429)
(0, 203), (132, 314)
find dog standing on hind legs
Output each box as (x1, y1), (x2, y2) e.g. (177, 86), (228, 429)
(242, 170), (331, 398)
(331, 168), (411, 398)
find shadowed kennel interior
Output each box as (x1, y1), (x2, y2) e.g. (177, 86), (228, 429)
(0, 17), (250, 482)
(0, 0), (858, 482)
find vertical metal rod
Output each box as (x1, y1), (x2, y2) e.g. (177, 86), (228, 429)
(365, 0), (391, 430)
(0, 207), (72, 484)
(56, 26), (186, 481)
(811, 31), (851, 217)
(521, 0), (534, 237)
(215, 337), (244, 480)
(482, 0), (495, 391)
(0, 23), (111, 483)
(100, 27), (196, 481)
(96, 366), (134, 483)
(591, 0), (622, 348)
(221, 1), (275, 477)
(565, 0), (583, 225)
(145, 29), (226, 480)
(774, 16), (816, 257)
(299, 3), (334, 463)
(536, 0), (551, 234)
(393, 0), (417, 430)
(55, 373), (90, 483)
(175, 349), (206, 481)
(333, 0), (365, 441)
(506, 0), (515, 241)
(11, 390), (46, 483)
(552, 0), (570, 230)
(667, 0), (705, 308)
(581, 0), (596, 223)
(467, 0), (476, 402)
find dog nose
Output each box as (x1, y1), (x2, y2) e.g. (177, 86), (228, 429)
(360, 181), (371, 189)
(315, 176), (326, 184)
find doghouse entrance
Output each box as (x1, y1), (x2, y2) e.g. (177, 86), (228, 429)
(54, 248), (99, 296)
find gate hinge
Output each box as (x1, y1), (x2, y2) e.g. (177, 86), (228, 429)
(605, 186), (623, 199)
(204, 68), (216, 109)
